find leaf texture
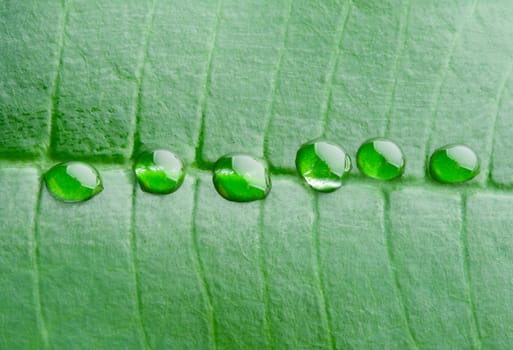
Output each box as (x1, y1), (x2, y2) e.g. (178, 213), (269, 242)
(1, 0), (513, 349)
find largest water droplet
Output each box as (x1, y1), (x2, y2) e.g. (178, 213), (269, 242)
(429, 144), (480, 183)
(212, 154), (271, 202)
(44, 162), (103, 202)
(295, 140), (351, 192)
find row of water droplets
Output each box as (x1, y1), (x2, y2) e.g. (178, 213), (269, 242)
(43, 138), (480, 203)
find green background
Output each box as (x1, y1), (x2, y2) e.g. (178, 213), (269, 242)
(2, 0), (513, 348)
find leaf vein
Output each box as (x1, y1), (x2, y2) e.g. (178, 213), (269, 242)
(312, 194), (336, 350)
(258, 202), (274, 349)
(460, 194), (483, 349)
(32, 179), (50, 349)
(192, 179), (217, 350)
(130, 185), (151, 349)
(131, 0), (157, 159)
(47, 0), (70, 154)
(382, 190), (419, 348)
(384, 0), (411, 135)
(195, 0), (223, 167)
(423, 0), (479, 164)
(487, 59), (513, 184)
(262, 0), (294, 161)
(320, 0), (353, 136)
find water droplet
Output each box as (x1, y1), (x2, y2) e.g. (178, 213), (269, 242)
(212, 154), (271, 202)
(295, 140), (351, 192)
(429, 144), (479, 183)
(134, 149), (185, 194)
(44, 162), (103, 202)
(356, 138), (405, 180)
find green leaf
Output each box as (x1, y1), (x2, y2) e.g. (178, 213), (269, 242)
(2, 0), (513, 348)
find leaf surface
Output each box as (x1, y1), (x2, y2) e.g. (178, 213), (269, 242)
(1, 0), (513, 349)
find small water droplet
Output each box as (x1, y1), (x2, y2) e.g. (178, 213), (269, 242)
(357, 138), (405, 180)
(44, 162), (103, 202)
(429, 144), (479, 183)
(134, 149), (185, 194)
(212, 154), (271, 202)
(295, 140), (351, 192)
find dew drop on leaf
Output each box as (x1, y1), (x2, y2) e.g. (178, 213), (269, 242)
(44, 161), (103, 202)
(356, 138), (405, 180)
(212, 154), (271, 202)
(429, 144), (480, 183)
(295, 140), (351, 192)
(134, 149), (185, 194)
